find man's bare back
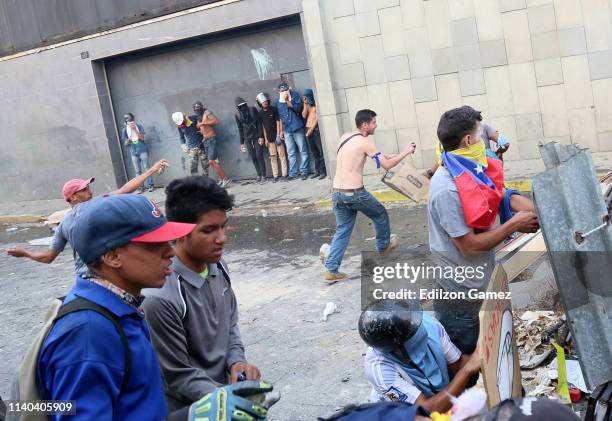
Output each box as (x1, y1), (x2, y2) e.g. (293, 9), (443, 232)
(333, 131), (373, 189)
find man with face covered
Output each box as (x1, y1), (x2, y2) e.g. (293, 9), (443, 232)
(142, 176), (262, 411)
(121, 112), (154, 193)
(235, 97), (267, 183)
(359, 300), (482, 414)
(193, 101), (232, 188)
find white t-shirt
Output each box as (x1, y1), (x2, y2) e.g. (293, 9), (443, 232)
(364, 317), (461, 404)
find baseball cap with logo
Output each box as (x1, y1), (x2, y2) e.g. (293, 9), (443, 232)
(62, 178), (95, 202)
(278, 82), (290, 91)
(71, 194), (195, 264)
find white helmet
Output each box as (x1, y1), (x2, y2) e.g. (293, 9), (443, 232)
(172, 112), (184, 126)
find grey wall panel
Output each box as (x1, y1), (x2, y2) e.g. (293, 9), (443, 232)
(0, 0), (224, 57)
(105, 19), (311, 182)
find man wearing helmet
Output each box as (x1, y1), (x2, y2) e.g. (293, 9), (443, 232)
(359, 300), (481, 414)
(172, 111), (210, 177)
(193, 100), (232, 188)
(256, 92), (288, 182)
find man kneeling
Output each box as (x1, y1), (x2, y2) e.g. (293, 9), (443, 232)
(359, 300), (481, 414)
(142, 176), (261, 411)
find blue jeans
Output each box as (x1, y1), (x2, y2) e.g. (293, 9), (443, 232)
(325, 190), (390, 274)
(433, 299), (481, 387)
(131, 152), (153, 187)
(284, 129), (310, 177)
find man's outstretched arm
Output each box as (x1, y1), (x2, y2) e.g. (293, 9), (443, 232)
(366, 142), (416, 171)
(113, 159), (168, 195)
(6, 247), (60, 263)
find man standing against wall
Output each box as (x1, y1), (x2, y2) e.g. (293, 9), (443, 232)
(172, 111), (209, 177)
(276, 82), (310, 181)
(122, 113), (154, 193)
(235, 97), (267, 183)
(193, 100), (232, 188)
(257, 92), (288, 182)
(324, 109), (416, 282)
(302, 88), (326, 180)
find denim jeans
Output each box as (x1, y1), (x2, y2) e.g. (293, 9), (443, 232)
(130, 152), (153, 187)
(325, 190), (390, 274)
(284, 129), (310, 177)
(433, 299), (482, 387)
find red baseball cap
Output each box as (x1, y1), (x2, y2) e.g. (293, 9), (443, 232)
(62, 178), (95, 202)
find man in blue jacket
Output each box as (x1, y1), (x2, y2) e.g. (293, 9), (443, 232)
(122, 112), (154, 193)
(36, 194), (274, 420)
(275, 82), (310, 180)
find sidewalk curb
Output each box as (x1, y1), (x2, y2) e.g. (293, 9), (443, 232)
(0, 214), (45, 224)
(314, 178), (533, 208)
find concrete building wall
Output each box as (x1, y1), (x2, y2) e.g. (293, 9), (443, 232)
(0, 0), (302, 202)
(301, 0), (612, 174)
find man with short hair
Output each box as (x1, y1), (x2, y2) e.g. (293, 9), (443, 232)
(5, 159), (168, 274)
(276, 82), (310, 180)
(122, 112), (154, 193)
(302, 88), (326, 179)
(428, 106), (538, 362)
(257, 92), (288, 182)
(324, 109), (416, 282)
(172, 111), (209, 177)
(37, 194), (194, 420)
(193, 100), (232, 188)
(36, 194), (273, 421)
(142, 176), (262, 411)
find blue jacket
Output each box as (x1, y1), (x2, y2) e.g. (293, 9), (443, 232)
(177, 115), (203, 149)
(275, 90), (304, 133)
(38, 277), (169, 421)
(121, 123), (148, 156)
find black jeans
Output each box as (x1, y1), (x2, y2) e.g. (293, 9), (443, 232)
(307, 128), (326, 175)
(246, 138), (266, 177)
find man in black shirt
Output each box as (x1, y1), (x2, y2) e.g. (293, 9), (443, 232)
(235, 97), (267, 183)
(256, 93), (288, 182)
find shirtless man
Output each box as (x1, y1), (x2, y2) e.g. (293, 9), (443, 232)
(194, 100), (231, 188)
(324, 109), (416, 282)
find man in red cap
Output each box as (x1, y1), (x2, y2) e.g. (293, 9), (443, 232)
(6, 159), (168, 274)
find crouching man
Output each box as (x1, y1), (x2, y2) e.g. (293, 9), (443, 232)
(142, 176), (261, 411)
(359, 300), (481, 414)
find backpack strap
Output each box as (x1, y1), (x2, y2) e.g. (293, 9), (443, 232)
(336, 133), (363, 154)
(54, 297), (132, 394)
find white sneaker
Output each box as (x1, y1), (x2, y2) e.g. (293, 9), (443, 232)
(221, 179), (232, 188)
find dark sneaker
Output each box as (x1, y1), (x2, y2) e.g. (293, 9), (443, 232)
(300, 175), (308, 180)
(273, 177), (279, 183)
(318, 173), (327, 179)
(148, 186), (155, 192)
(310, 173), (320, 179)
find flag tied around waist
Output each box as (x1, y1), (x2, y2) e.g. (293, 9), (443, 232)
(441, 151), (504, 230)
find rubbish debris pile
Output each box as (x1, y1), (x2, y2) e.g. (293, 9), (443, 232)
(515, 310), (589, 403)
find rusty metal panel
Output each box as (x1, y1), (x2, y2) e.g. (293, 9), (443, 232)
(0, 0), (224, 57)
(532, 142), (612, 390)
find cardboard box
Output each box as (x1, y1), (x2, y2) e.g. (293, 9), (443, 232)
(381, 161), (430, 202)
(479, 266), (523, 408)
